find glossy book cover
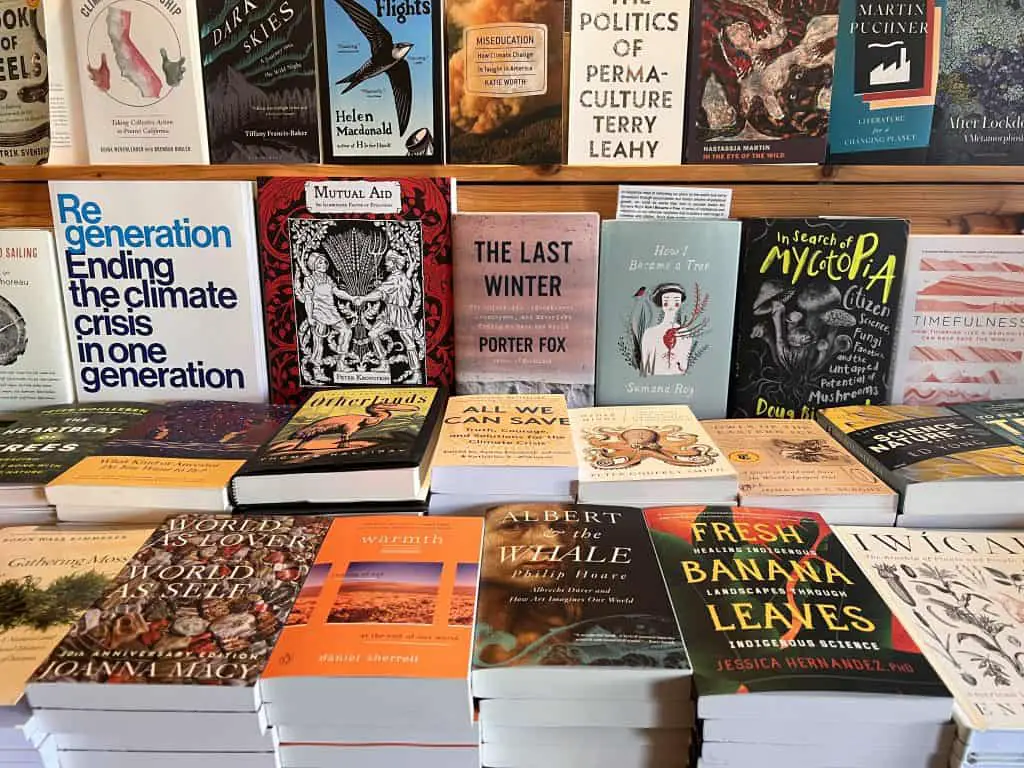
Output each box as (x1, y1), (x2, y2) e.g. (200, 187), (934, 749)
(644, 505), (949, 699)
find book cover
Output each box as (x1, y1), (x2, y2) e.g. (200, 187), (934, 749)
(818, 404), (1024, 491)
(729, 218), (909, 418)
(702, 418), (895, 500)
(890, 235), (1024, 406)
(47, 402), (292, 495)
(0, 403), (155, 486)
(43, 0), (89, 165)
(434, 394), (575, 470)
(0, 525), (154, 708)
(49, 181), (269, 403)
(644, 505), (949, 699)
(445, 0), (564, 163)
(237, 386), (441, 475)
(256, 176), (453, 404)
(453, 213), (599, 407)
(684, 0), (838, 164)
(838, 527), (1024, 734)
(928, 0), (1024, 165)
(316, 0), (443, 162)
(262, 516), (483, 682)
(952, 400), (1024, 448)
(828, 0), (944, 159)
(566, 0), (689, 164)
(198, 0), (320, 163)
(473, 503), (690, 672)
(0, 0), (48, 165)
(0, 230), (75, 411)
(569, 405), (735, 485)
(28, 515), (331, 690)
(72, 0), (210, 164)
(596, 220), (742, 417)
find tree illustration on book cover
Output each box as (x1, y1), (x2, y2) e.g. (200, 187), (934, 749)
(618, 282), (710, 378)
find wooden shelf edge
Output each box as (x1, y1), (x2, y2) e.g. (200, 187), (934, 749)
(0, 163), (1022, 184)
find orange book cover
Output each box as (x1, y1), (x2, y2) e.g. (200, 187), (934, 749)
(263, 516), (484, 681)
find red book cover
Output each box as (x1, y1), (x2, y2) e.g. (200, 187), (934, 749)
(257, 177), (454, 405)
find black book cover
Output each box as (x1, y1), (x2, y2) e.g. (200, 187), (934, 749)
(729, 218), (908, 418)
(198, 0), (321, 164)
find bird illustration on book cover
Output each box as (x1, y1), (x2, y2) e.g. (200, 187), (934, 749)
(619, 282), (710, 378)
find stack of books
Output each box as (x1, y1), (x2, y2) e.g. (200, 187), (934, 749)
(569, 405), (737, 507)
(644, 505), (954, 768)
(429, 395), (578, 515)
(702, 418), (898, 525)
(231, 388), (444, 515)
(473, 503), (694, 768)
(24, 515), (330, 768)
(258, 516), (483, 768)
(45, 402), (292, 524)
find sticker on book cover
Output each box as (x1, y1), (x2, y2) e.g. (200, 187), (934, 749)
(287, 217), (426, 387)
(304, 181), (403, 215)
(463, 23), (547, 97)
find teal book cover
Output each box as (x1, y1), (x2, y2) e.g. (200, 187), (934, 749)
(595, 220), (742, 418)
(951, 400), (1024, 448)
(828, 0), (945, 157)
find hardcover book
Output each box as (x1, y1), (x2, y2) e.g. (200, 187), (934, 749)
(198, 0), (320, 163)
(644, 506), (951, 711)
(453, 213), (599, 406)
(828, 0), (944, 159)
(49, 181), (269, 403)
(472, 503), (691, 699)
(71, 0), (210, 163)
(316, 0), (443, 162)
(890, 235), (1024, 406)
(445, 0), (564, 163)
(0, 230), (75, 411)
(0, 0), (49, 164)
(43, 0), (89, 165)
(0, 525), (154, 711)
(566, 0), (689, 164)
(256, 176), (454, 404)
(26, 515), (331, 708)
(729, 218), (909, 418)
(684, 0), (838, 164)
(596, 220), (742, 417)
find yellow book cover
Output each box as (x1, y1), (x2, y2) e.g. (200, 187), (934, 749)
(433, 395), (575, 468)
(0, 525), (153, 707)
(702, 419), (894, 499)
(569, 405), (734, 484)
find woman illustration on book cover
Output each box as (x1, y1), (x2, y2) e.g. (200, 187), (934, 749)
(621, 282), (709, 377)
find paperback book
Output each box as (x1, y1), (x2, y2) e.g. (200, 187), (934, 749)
(256, 176), (454, 403)
(453, 213), (599, 406)
(42, 0), (88, 164)
(951, 400), (1024, 447)
(0, 0), (49, 165)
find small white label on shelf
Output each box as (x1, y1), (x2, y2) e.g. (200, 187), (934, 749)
(616, 185), (732, 220)
(304, 181), (403, 215)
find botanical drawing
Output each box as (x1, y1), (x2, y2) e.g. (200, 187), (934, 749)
(619, 283), (710, 377)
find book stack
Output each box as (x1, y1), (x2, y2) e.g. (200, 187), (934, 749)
(473, 503), (694, 768)
(569, 405), (737, 507)
(45, 402), (292, 524)
(644, 506), (954, 768)
(429, 395), (578, 515)
(258, 516), (483, 768)
(702, 418), (898, 525)
(837, 526), (1024, 768)
(24, 515), (331, 768)
(231, 388), (444, 515)
(0, 405), (156, 526)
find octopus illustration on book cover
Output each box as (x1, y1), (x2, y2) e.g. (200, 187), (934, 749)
(583, 425), (719, 469)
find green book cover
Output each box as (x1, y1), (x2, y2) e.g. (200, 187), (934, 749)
(951, 400), (1024, 448)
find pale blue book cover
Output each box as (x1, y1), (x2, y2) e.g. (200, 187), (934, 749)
(595, 220), (741, 418)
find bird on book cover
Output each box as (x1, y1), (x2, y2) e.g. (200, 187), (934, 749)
(272, 403), (422, 454)
(334, 0), (413, 135)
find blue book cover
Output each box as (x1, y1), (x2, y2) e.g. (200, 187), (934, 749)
(829, 0), (945, 157)
(316, 0), (442, 162)
(595, 220), (742, 418)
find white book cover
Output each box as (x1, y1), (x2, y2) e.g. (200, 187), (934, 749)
(0, 0), (49, 165)
(71, 0), (209, 164)
(566, 0), (689, 164)
(43, 0), (89, 165)
(49, 180), (268, 402)
(892, 235), (1024, 406)
(0, 230), (74, 410)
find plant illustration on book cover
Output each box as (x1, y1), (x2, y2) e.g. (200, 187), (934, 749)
(686, 0), (838, 163)
(730, 218), (908, 418)
(474, 504), (690, 671)
(0, 0), (48, 165)
(30, 516), (331, 687)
